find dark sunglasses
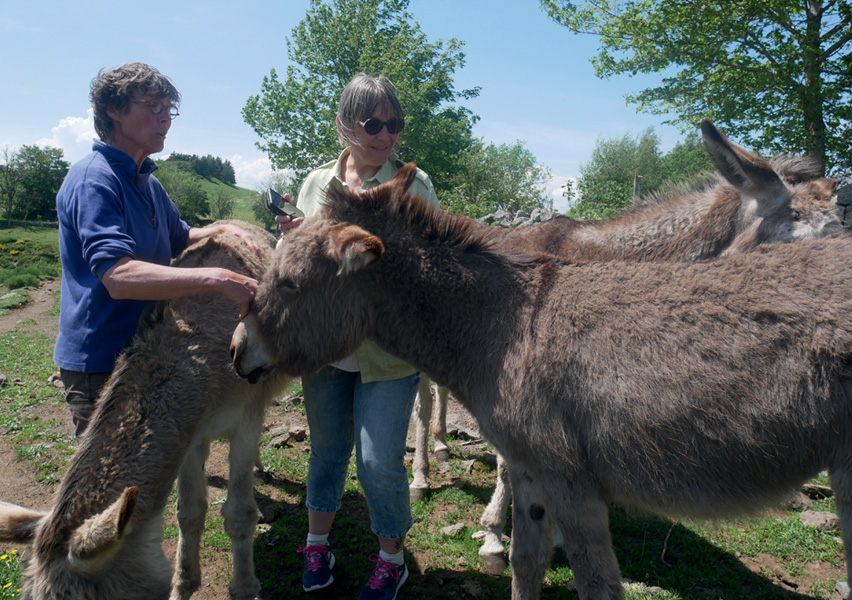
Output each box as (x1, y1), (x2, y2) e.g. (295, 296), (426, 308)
(358, 116), (405, 135)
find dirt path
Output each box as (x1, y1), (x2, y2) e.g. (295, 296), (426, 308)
(0, 279), (60, 337)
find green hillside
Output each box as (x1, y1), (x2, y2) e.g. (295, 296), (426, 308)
(197, 177), (264, 225)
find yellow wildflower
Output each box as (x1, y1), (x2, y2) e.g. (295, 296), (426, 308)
(0, 553), (6, 560)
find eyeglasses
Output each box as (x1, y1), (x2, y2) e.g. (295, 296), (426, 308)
(358, 116), (404, 135)
(131, 99), (180, 120)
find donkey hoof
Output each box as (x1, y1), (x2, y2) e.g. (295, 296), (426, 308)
(409, 484), (428, 502)
(434, 448), (450, 462)
(479, 550), (507, 575)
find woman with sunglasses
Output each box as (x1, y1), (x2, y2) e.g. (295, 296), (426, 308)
(54, 62), (261, 438)
(274, 73), (439, 600)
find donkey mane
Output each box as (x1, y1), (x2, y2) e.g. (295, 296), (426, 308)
(769, 154), (823, 184)
(322, 164), (501, 255)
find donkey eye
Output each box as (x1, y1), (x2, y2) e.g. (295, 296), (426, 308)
(277, 279), (299, 293)
(792, 209), (802, 221)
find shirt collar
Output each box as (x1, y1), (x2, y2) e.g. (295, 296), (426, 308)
(334, 148), (398, 189)
(92, 139), (159, 179)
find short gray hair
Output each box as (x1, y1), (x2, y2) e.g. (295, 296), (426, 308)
(336, 73), (403, 147)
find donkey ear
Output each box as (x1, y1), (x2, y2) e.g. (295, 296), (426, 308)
(328, 224), (384, 276)
(701, 119), (789, 217)
(392, 162), (418, 193)
(68, 486), (138, 573)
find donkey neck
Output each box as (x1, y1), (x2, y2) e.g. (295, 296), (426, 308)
(361, 226), (535, 399)
(570, 183), (745, 261)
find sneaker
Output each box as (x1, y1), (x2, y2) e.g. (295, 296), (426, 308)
(358, 554), (408, 600)
(298, 544), (335, 591)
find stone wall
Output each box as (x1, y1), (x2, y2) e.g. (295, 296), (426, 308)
(478, 207), (558, 228)
(834, 183), (852, 228)
(480, 182), (852, 230)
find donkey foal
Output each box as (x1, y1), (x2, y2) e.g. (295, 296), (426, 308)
(0, 221), (290, 600)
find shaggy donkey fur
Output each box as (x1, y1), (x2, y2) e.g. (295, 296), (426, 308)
(0, 221), (290, 600)
(232, 167), (852, 600)
(409, 120), (843, 572)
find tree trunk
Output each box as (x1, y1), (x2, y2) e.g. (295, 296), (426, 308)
(801, 0), (828, 174)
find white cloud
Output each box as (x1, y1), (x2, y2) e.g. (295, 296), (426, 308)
(542, 173), (577, 214)
(36, 109), (97, 163)
(230, 154), (275, 190)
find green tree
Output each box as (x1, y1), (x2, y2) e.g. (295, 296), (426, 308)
(1, 146), (23, 225)
(165, 153), (237, 184)
(567, 129), (663, 220)
(443, 140), (553, 218)
(15, 145), (69, 221)
(541, 0), (852, 177)
(566, 129), (721, 220)
(155, 163), (210, 225)
(209, 190), (236, 221)
(242, 0), (480, 194)
(658, 134), (715, 186)
(566, 177), (633, 221)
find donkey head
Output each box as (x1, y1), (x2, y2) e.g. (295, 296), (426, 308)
(701, 120), (841, 249)
(1, 487), (172, 600)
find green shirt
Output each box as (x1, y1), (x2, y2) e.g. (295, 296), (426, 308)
(297, 149), (440, 382)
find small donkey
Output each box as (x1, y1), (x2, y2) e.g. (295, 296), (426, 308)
(409, 121), (844, 572)
(0, 221), (290, 600)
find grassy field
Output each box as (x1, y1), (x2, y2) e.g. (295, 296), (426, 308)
(0, 226), (62, 315)
(0, 216), (848, 599)
(197, 177), (266, 225)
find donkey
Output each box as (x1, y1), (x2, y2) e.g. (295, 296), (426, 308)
(231, 166), (852, 600)
(409, 120), (844, 572)
(0, 221), (290, 600)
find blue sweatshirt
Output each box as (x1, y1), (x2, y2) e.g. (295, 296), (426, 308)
(54, 141), (190, 372)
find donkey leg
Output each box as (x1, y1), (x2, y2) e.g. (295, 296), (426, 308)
(830, 464), (852, 598)
(170, 440), (210, 600)
(410, 376), (434, 501)
(479, 451), (511, 574)
(222, 406), (264, 600)
(549, 481), (623, 600)
(507, 467), (552, 600)
(432, 385), (451, 461)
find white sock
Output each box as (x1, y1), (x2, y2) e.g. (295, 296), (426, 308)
(307, 532), (329, 546)
(379, 549), (404, 566)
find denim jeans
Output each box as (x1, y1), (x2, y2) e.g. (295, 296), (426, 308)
(302, 366), (420, 540)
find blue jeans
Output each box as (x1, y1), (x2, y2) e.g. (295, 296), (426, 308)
(303, 366), (420, 540)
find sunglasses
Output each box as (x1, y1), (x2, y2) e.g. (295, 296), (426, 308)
(358, 116), (405, 135)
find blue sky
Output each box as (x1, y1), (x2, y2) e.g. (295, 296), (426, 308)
(0, 0), (684, 212)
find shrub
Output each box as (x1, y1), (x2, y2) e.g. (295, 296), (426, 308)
(3, 273), (40, 289)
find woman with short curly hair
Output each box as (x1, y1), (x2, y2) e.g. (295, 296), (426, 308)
(55, 62), (261, 437)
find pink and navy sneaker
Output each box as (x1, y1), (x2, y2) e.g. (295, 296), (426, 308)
(297, 544), (335, 592)
(358, 554), (408, 600)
